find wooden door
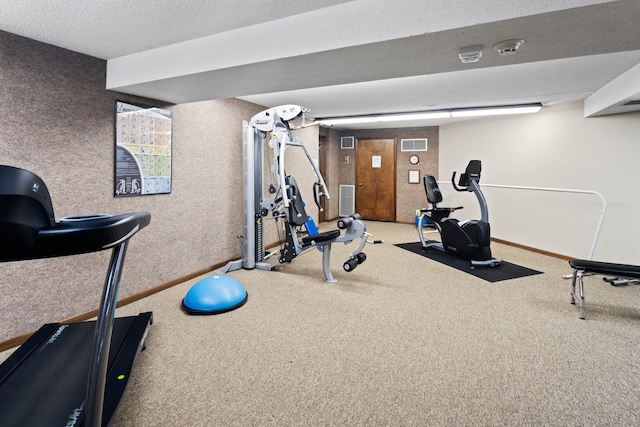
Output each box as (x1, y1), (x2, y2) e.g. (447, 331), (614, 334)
(356, 138), (396, 221)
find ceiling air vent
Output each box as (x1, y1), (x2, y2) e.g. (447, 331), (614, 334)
(401, 138), (427, 152)
(459, 45), (482, 63)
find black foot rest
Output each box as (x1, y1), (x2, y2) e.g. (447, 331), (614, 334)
(302, 229), (340, 246)
(570, 259), (640, 279)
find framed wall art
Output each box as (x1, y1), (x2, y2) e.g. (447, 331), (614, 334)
(114, 101), (172, 197)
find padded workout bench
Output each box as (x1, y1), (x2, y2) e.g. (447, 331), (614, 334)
(569, 259), (640, 319)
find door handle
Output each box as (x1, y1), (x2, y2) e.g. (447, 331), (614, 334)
(358, 183), (362, 186)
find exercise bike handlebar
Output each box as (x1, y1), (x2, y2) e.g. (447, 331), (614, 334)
(451, 171), (467, 192)
(449, 168), (489, 222)
(419, 206), (463, 213)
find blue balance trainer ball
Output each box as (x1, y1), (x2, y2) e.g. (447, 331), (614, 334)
(182, 275), (248, 315)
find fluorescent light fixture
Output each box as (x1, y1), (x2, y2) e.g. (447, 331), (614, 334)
(450, 104), (542, 117)
(378, 111), (451, 122)
(321, 111), (451, 126)
(319, 116), (381, 125)
(319, 104), (541, 126)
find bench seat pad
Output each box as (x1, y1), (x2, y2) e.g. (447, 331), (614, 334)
(569, 259), (640, 279)
(302, 229), (340, 245)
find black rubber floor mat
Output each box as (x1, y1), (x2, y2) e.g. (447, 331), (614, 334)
(395, 242), (543, 283)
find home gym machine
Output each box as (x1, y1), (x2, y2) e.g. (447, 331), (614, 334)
(222, 105), (371, 282)
(0, 165), (152, 427)
(417, 160), (502, 268)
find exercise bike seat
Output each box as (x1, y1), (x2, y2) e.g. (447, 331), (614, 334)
(421, 175), (463, 222)
(0, 165), (151, 262)
(420, 206), (462, 217)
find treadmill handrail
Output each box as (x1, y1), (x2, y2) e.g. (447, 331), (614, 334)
(0, 212), (151, 262)
(0, 165), (152, 427)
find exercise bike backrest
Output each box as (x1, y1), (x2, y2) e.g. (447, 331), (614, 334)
(452, 159), (481, 192)
(422, 174), (464, 224)
(423, 175), (443, 205)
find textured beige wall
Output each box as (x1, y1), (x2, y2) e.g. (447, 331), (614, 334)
(0, 30), (265, 342)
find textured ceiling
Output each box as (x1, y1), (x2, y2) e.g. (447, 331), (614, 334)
(1, 0), (639, 129)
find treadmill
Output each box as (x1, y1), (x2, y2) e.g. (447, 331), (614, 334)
(0, 165), (153, 427)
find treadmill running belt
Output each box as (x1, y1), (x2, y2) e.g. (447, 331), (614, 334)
(0, 313), (151, 427)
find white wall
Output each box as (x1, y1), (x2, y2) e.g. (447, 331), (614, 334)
(439, 101), (640, 263)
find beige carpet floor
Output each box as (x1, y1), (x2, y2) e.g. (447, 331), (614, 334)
(3, 221), (640, 426)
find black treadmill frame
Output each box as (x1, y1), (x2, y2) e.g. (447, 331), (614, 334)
(0, 164), (153, 427)
(0, 312), (152, 426)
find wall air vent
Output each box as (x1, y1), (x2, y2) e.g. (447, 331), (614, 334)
(401, 138), (427, 152)
(339, 185), (355, 217)
(340, 136), (355, 149)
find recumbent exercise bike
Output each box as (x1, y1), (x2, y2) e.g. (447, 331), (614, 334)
(417, 160), (502, 268)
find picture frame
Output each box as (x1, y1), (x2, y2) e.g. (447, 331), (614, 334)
(114, 101), (172, 197)
(409, 170), (420, 184)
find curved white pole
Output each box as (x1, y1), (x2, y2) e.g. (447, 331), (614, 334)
(438, 181), (607, 260)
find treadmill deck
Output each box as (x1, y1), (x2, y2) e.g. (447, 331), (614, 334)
(0, 312), (152, 427)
